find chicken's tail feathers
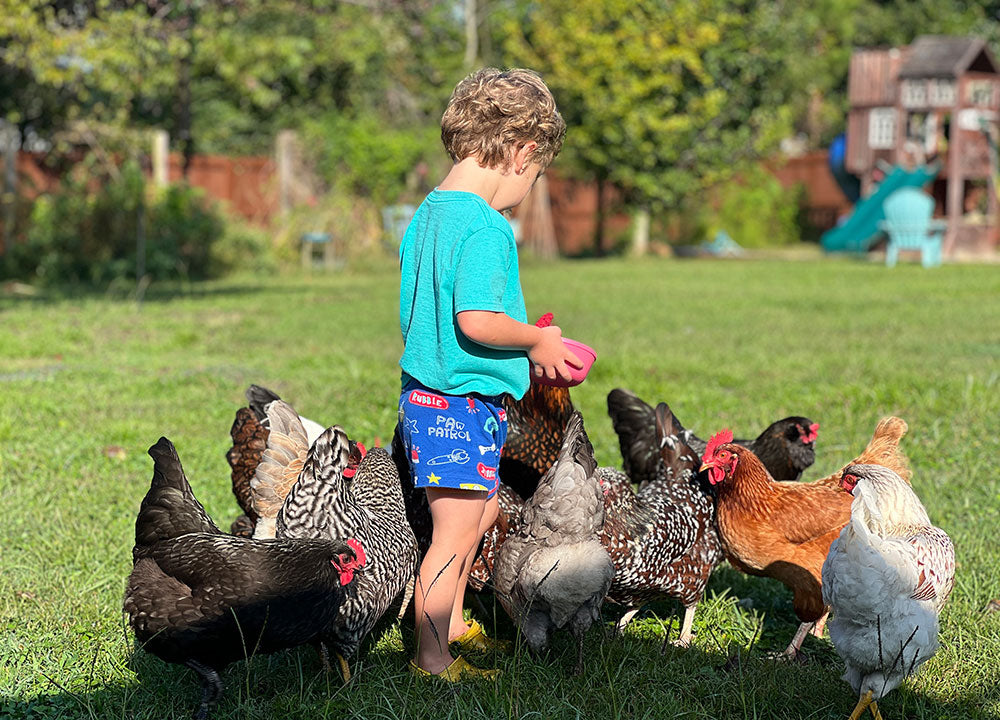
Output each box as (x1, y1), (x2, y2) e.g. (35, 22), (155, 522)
(137, 438), (220, 547)
(654, 402), (700, 479)
(606, 388), (659, 485)
(226, 406), (268, 519)
(250, 400), (309, 535)
(855, 416), (911, 483)
(815, 416), (911, 487)
(245, 384), (282, 422)
(562, 411), (597, 479)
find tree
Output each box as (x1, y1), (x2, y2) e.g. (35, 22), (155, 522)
(501, 0), (802, 251)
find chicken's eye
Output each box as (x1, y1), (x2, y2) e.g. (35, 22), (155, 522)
(718, 450), (729, 460)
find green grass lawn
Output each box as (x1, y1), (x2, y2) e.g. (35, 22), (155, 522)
(1, 255), (998, 719)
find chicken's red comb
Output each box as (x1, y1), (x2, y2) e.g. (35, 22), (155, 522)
(703, 429), (734, 463)
(346, 537), (366, 566)
(535, 313), (554, 328)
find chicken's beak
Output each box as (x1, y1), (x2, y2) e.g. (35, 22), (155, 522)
(699, 460), (715, 472)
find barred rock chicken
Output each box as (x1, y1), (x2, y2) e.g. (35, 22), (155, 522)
(125, 438), (364, 720)
(700, 417), (911, 658)
(226, 384), (342, 537)
(494, 412), (614, 674)
(607, 388), (819, 485)
(272, 401), (419, 681)
(600, 401), (722, 645)
(822, 464), (954, 720)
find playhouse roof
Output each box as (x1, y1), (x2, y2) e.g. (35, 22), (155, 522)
(898, 35), (999, 79)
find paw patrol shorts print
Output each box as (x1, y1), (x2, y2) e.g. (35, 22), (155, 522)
(396, 382), (507, 499)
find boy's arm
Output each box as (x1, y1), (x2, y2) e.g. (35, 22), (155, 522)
(456, 310), (581, 382)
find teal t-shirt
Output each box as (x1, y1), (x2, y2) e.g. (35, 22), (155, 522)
(399, 189), (529, 399)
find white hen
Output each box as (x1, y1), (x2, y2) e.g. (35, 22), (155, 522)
(822, 463), (955, 720)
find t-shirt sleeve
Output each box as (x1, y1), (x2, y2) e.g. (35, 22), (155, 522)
(453, 227), (511, 314)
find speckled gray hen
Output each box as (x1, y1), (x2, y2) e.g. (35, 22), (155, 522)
(600, 399), (722, 645)
(493, 412), (613, 675)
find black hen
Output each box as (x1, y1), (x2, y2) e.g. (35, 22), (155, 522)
(607, 388), (818, 484)
(125, 438), (363, 720)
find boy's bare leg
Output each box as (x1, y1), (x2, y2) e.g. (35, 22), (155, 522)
(449, 493), (499, 640)
(414, 488), (488, 674)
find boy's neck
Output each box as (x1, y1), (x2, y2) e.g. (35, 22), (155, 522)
(436, 158), (507, 211)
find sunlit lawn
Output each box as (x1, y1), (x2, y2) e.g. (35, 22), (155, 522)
(1, 254), (998, 719)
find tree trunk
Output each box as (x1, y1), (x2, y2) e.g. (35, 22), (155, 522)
(594, 174), (606, 257)
(518, 174), (558, 259)
(463, 0), (478, 70)
(1, 123), (20, 256)
(631, 206), (650, 256)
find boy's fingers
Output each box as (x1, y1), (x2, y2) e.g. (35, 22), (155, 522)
(565, 350), (583, 369)
(557, 361), (573, 381)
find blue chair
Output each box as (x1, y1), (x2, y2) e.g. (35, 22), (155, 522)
(878, 188), (946, 268)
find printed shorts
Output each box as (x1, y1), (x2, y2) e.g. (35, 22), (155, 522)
(396, 382), (507, 499)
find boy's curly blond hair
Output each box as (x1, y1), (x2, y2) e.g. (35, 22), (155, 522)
(441, 68), (566, 171)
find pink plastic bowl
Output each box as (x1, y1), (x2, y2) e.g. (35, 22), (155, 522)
(532, 338), (597, 388)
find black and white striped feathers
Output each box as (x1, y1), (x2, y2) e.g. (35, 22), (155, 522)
(276, 415), (418, 661)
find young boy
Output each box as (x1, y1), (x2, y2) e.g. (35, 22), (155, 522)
(397, 67), (580, 680)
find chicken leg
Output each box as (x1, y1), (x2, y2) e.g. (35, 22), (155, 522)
(778, 620), (814, 659)
(185, 659), (223, 720)
(848, 690), (884, 720)
(673, 604), (697, 647)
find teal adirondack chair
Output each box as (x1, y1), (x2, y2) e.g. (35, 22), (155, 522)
(878, 187), (946, 268)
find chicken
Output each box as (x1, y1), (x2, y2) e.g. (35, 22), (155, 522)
(494, 412), (614, 674)
(607, 388), (819, 484)
(124, 438), (364, 720)
(699, 417), (911, 658)
(822, 464), (954, 720)
(600, 401), (722, 645)
(226, 384), (340, 536)
(272, 401), (419, 682)
(500, 373), (575, 499)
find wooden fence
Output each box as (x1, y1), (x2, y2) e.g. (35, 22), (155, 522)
(6, 148), (848, 256)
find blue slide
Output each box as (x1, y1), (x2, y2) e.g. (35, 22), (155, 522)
(821, 165), (938, 253)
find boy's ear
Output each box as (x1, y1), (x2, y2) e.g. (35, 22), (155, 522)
(514, 141), (538, 174)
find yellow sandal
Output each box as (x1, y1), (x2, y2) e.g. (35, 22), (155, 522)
(449, 619), (511, 654)
(408, 655), (499, 681)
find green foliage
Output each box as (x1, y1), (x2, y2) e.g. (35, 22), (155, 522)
(302, 112), (442, 205)
(2, 158), (235, 285)
(702, 167), (805, 248)
(501, 0), (798, 209)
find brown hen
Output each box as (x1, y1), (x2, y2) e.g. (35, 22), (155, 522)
(700, 417), (910, 658)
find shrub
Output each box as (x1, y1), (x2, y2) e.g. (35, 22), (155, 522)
(1, 157), (247, 286)
(700, 166), (806, 248)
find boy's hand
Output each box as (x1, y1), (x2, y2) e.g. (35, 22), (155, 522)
(529, 325), (582, 382)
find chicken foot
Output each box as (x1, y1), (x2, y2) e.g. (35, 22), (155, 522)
(185, 659), (223, 720)
(777, 620), (814, 660)
(848, 690), (884, 720)
(614, 608), (640, 635)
